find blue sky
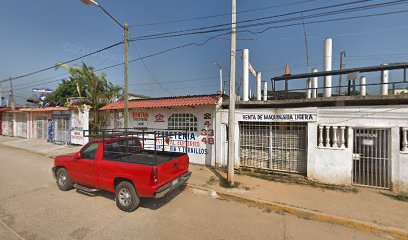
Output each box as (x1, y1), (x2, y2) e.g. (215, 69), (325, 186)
(1, 0), (408, 104)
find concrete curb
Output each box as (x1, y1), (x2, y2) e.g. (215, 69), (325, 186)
(187, 183), (408, 240)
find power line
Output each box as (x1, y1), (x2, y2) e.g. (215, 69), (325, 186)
(244, 8), (408, 35)
(130, 0), (318, 27)
(130, 0), (407, 41)
(0, 41), (123, 84)
(129, 36), (173, 95)
(130, 0), (376, 41)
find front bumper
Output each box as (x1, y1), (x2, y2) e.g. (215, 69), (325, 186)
(154, 171), (192, 198)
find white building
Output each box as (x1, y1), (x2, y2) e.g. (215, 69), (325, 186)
(214, 95), (408, 193)
(101, 94), (223, 165)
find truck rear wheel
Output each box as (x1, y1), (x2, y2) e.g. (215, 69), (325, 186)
(56, 168), (73, 191)
(115, 181), (140, 212)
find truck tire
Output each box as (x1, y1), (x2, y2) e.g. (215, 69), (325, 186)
(56, 168), (73, 191)
(115, 181), (140, 212)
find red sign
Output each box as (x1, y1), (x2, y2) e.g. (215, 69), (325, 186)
(154, 114), (165, 122)
(132, 112), (149, 121)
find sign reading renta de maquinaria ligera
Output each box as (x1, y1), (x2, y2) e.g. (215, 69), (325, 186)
(240, 113), (317, 122)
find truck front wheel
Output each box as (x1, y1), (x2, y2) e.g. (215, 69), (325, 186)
(56, 168), (73, 191)
(115, 181), (140, 212)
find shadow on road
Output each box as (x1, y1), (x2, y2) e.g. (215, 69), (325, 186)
(75, 184), (187, 210)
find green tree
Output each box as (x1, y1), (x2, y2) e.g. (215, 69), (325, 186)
(50, 63), (123, 130)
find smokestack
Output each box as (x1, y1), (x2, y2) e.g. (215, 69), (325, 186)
(312, 68), (318, 98)
(381, 64), (389, 95)
(242, 49), (249, 101)
(256, 72), (262, 101)
(360, 76), (367, 96)
(323, 38), (332, 97)
(263, 81), (268, 101)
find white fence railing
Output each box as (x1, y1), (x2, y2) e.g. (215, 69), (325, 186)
(318, 125), (348, 149)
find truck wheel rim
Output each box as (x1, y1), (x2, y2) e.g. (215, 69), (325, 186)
(58, 173), (67, 186)
(118, 188), (131, 206)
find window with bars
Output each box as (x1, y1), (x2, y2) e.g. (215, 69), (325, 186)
(168, 113), (198, 132)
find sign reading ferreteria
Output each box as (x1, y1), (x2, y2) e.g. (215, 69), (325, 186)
(240, 113), (317, 122)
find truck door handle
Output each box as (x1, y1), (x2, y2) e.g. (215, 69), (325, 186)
(173, 162), (178, 168)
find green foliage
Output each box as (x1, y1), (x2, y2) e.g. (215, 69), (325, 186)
(47, 79), (84, 106)
(49, 62), (123, 130)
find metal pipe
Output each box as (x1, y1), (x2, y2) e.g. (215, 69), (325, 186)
(381, 64), (389, 96)
(312, 68), (318, 98)
(263, 81), (268, 101)
(256, 72), (262, 101)
(242, 49), (249, 101)
(360, 76), (367, 96)
(306, 78), (311, 99)
(323, 38), (332, 97)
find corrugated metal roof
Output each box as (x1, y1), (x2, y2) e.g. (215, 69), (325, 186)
(100, 94), (222, 110)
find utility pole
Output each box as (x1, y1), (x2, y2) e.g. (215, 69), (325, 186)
(215, 62), (223, 94)
(227, 0), (236, 184)
(338, 51), (346, 95)
(8, 77), (15, 110)
(0, 80), (2, 107)
(124, 23), (129, 128)
(81, 0), (129, 128)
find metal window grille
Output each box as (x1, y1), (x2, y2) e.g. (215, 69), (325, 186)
(54, 117), (70, 145)
(34, 116), (48, 139)
(168, 113), (198, 132)
(240, 122), (307, 173)
(352, 128), (391, 189)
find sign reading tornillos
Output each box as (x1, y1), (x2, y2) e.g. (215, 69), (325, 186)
(240, 113), (317, 122)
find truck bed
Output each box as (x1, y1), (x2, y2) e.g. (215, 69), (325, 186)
(104, 150), (186, 166)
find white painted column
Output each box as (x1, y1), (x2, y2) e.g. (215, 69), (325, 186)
(242, 49), (249, 101)
(402, 128), (408, 152)
(256, 72), (262, 101)
(318, 126), (324, 147)
(312, 68), (318, 98)
(263, 81), (268, 101)
(323, 38), (332, 98)
(325, 126), (330, 147)
(340, 127), (346, 148)
(332, 127), (338, 148)
(360, 76), (367, 96)
(381, 64), (389, 96)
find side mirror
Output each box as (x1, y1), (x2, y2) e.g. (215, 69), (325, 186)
(74, 152), (81, 160)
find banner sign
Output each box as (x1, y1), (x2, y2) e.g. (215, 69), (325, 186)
(240, 113), (317, 122)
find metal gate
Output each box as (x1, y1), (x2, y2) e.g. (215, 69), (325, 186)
(240, 122), (307, 173)
(352, 128), (391, 189)
(54, 117), (70, 145)
(2, 113), (13, 136)
(15, 113), (28, 138)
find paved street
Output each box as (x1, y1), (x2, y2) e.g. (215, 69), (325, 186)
(0, 146), (387, 240)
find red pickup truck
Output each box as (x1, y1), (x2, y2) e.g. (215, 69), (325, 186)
(52, 130), (191, 212)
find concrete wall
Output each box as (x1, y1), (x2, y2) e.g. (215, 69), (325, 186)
(307, 124), (353, 185)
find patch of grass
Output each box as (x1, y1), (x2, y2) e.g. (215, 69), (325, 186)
(380, 192), (408, 202)
(241, 167), (252, 172)
(219, 178), (241, 188)
(239, 169), (358, 193)
(206, 176), (218, 186)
